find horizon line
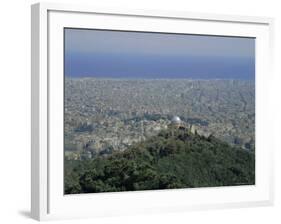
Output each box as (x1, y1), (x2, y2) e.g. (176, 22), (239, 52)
(65, 76), (255, 81)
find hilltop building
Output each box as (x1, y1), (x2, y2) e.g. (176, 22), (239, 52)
(170, 116), (186, 129)
(170, 115), (197, 134)
(171, 116), (182, 128)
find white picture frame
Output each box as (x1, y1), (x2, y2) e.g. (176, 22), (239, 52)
(31, 2), (274, 221)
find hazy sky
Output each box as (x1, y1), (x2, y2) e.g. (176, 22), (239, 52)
(65, 28), (255, 79)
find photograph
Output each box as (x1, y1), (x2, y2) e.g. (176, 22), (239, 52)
(63, 28), (255, 194)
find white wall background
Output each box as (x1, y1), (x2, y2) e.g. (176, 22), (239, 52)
(0, 0), (280, 223)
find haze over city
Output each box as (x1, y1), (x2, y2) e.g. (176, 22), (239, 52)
(65, 28), (255, 80)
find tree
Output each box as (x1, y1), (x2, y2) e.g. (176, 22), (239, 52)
(64, 128), (255, 194)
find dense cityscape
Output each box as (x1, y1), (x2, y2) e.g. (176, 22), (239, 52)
(64, 78), (255, 160)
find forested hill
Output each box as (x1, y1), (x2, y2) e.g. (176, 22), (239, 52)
(65, 128), (255, 194)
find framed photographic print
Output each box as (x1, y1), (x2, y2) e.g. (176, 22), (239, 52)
(31, 2), (274, 221)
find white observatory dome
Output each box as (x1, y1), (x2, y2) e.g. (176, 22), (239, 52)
(171, 116), (181, 124)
